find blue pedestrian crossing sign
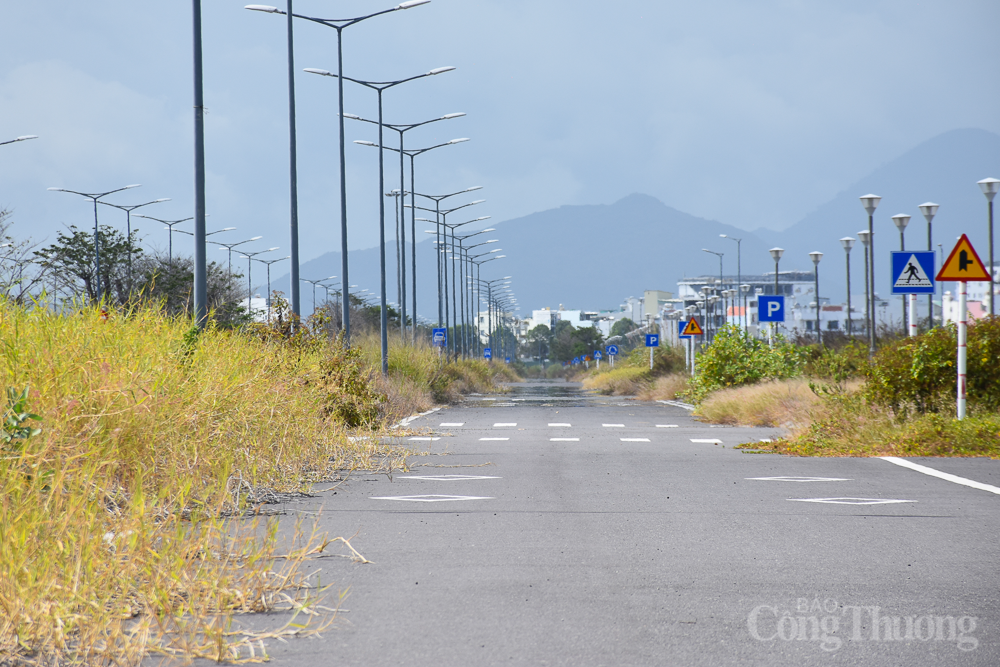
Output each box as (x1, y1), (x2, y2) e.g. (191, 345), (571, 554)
(678, 320), (691, 340)
(432, 327), (447, 346)
(594, 350), (602, 360)
(606, 344), (619, 356)
(758, 295), (785, 323)
(573, 356), (580, 364)
(484, 347), (492, 359)
(645, 334), (659, 347)
(891, 251), (935, 294)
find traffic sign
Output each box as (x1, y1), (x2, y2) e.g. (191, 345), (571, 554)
(573, 356), (580, 364)
(678, 320), (691, 340)
(505, 357), (511, 364)
(936, 234), (991, 282)
(484, 347), (492, 359)
(891, 251), (935, 294)
(431, 327), (447, 346)
(594, 350), (602, 359)
(645, 334), (659, 347)
(758, 295), (785, 323)
(606, 344), (619, 356)
(681, 317), (704, 336)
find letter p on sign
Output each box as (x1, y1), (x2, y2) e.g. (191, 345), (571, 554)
(758, 295), (785, 323)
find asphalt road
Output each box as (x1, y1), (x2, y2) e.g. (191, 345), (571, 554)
(231, 380), (1000, 666)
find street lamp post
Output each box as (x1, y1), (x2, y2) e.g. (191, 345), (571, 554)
(307, 66), (456, 374)
(891, 213), (911, 329)
(720, 234), (742, 328)
(239, 247), (279, 316)
(302, 275), (337, 315)
(99, 198), (171, 294)
(857, 231), (871, 342)
(860, 194), (882, 353)
(977, 178), (999, 316)
(343, 111), (466, 339)
(919, 202), (939, 329)
(248, 0), (432, 347)
(840, 237), (855, 337)
(135, 214), (197, 266)
(47, 183), (141, 301)
(809, 251), (823, 345)
(768, 248), (783, 343)
(215, 236), (263, 276)
(251, 255), (290, 321)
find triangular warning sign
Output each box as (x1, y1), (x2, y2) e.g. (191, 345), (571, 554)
(894, 254), (933, 289)
(682, 317), (704, 336)
(936, 234), (991, 282)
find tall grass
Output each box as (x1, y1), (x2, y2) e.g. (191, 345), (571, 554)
(582, 346), (686, 397)
(0, 302), (412, 663)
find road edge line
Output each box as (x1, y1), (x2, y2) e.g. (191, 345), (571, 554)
(880, 456), (1000, 496)
(658, 399), (695, 411)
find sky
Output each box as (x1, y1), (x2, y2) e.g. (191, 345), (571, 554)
(2, 1), (998, 268)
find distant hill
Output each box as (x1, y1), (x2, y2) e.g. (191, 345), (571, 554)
(275, 128), (1000, 319)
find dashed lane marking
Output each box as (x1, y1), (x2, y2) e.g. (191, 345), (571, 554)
(548, 423), (572, 427)
(440, 422), (464, 427)
(408, 437), (441, 441)
(603, 424), (625, 428)
(550, 438), (580, 442)
(747, 476), (852, 482)
(880, 457), (1000, 496)
(400, 475), (501, 481)
(656, 424), (679, 428)
(620, 438), (650, 442)
(370, 495), (493, 502)
(787, 498), (915, 505)
(480, 437), (509, 441)
(493, 422), (517, 427)
(691, 439), (723, 444)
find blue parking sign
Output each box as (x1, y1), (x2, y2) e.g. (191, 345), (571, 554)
(645, 334), (659, 347)
(758, 295), (785, 323)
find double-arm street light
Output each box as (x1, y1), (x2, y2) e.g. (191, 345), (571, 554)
(48, 183), (141, 301)
(308, 66), (455, 374)
(452, 228), (496, 358)
(344, 111), (466, 339)
(720, 234), (742, 329)
(250, 255), (291, 321)
(248, 0), (431, 343)
(215, 236), (264, 275)
(135, 214), (194, 266)
(302, 275), (337, 314)
(99, 197), (170, 291)
(859, 194), (882, 354)
(239, 247), (279, 312)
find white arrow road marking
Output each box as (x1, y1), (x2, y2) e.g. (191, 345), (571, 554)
(479, 437), (509, 441)
(691, 439), (723, 444)
(550, 438), (580, 442)
(439, 422), (464, 427)
(408, 437), (441, 441)
(787, 498), (915, 505)
(493, 422), (517, 427)
(370, 495), (493, 502)
(747, 476), (852, 482)
(400, 475), (501, 481)
(621, 438), (650, 442)
(880, 457), (1000, 495)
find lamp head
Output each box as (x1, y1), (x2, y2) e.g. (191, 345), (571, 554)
(857, 230), (871, 246)
(397, 0), (431, 8)
(978, 177), (1000, 202)
(769, 247), (784, 262)
(245, 4), (282, 12)
(304, 68), (333, 77)
(919, 202), (939, 222)
(354, 140), (377, 147)
(428, 66), (456, 75)
(891, 213), (911, 232)
(860, 194), (881, 215)
(840, 236), (855, 252)
(442, 113), (466, 120)
(809, 251), (823, 265)
(153, 198), (171, 203)
(448, 138), (470, 144)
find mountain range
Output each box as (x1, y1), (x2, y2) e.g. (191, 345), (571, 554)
(275, 128), (1000, 317)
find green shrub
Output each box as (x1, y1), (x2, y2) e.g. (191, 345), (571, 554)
(801, 339), (871, 382)
(865, 317), (1000, 414)
(683, 326), (805, 404)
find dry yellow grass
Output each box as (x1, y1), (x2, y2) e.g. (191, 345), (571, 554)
(695, 378), (863, 428)
(636, 373), (690, 401)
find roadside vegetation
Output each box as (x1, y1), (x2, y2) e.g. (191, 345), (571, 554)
(582, 345), (688, 400)
(0, 297), (514, 664)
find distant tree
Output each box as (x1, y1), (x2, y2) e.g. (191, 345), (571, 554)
(549, 321), (604, 362)
(610, 318), (638, 338)
(35, 224), (141, 305)
(133, 252), (248, 326)
(1, 209), (49, 302)
(523, 324), (551, 360)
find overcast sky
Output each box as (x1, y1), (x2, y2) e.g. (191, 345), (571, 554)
(2, 1), (998, 264)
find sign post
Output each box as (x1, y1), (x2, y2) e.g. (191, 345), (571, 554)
(680, 317), (704, 375)
(594, 350), (602, 370)
(606, 344), (619, 368)
(935, 234), (990, 419)
(432, 328), (447, 358)
(645, 333), (659, 370)
(891, 251), (935, 338)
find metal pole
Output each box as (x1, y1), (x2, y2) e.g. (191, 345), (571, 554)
(410, 156), (417, 342)
(845, 251), (852, 337)
(989, 200), (995, 317)
(864, 245), (871, 344)
(927, 215), (934, 329)
(335, 27), (350, 345)
(376, 92), (388, 375)
(398, 134), (406, 339)
(92, 198), (101, 300)
(900, 228), (907, 329)
(868, 211), (876, 353)
(957, 280), (967, 419)
(814, 262), (821, 346)
(450, 226), (457, 361)
(192, 0), (207, 327)
(909, 294), (917, 337)
(286, 0), (301, 319)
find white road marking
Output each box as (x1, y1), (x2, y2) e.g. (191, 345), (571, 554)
(759, 438), (773, 443)
(550, 437), (580, 442)
(370, 495), (493, 502)
(658, 399), (695, 411)
(440, 422), (465, 427)
(548, 423), (572, 427)
(691, 439), (723, 444)
(408, 437), (441, 441)
(493, 422), (517, 427)
(603, 424), (625, 428)
(480, 437), (509, 441)
(880, 457), (1000, 496)
(656, 424), (679, 428)
(787, 497), (915, 505)
(620, 438), (650, 442)
(747, 476), (852, 482)
(391, 406), (442, 429)
(400, 475), (501, 481)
